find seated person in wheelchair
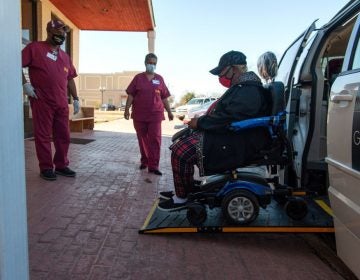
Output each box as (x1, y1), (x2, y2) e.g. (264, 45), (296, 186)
(158, 50), (273, 211)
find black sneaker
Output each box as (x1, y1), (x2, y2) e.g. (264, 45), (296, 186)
(139, 164), (147, 170)
(159, 185), (202, 200)
(149, 169), (162, 176)
(157, 198), (187, 211)
(194, 179), (202, 186)
(55, 167), (76, 177)
(159, 191), (174, 200)
(40, 169), (57, 181)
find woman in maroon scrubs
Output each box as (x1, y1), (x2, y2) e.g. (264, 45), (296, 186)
(125, 53), (174, 175)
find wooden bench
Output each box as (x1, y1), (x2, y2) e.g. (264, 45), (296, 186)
(68, 105), (95, 133)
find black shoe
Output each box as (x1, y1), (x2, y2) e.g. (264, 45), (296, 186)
(40, 169), (57, 181)
(158, 198), (187, 211)
(194, 179), (202, 186)
(149, 169), (162, 176)
(159, 184), (202, 200)
(159, 191), (174, 200)
(192, 185), (202, 193)
(55, 167), (76, 177)
(139, 164), (147, 170)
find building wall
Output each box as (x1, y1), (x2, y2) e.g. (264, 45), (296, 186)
(78, 71), (140, 108)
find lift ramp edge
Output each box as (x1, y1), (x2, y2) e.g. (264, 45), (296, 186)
(139, 197), (334, 234)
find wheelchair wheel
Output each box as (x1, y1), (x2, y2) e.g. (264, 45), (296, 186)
(221, 190), (259, 225)
(285, 197), (308, 220)
(186, 203), (207, 226)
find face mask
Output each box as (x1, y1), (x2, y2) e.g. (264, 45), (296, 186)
(146, 64), (156, 73)
(51, 34), (65, 45)
(219, 76), (231, 88)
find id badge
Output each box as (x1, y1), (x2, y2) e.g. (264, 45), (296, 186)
(46, 52), (57, 61)
(152, 79), (160, 85)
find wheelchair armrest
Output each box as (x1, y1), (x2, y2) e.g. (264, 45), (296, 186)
(229, 111), (287, 132)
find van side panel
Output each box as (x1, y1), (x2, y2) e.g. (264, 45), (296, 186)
(327, 49), (360, 280)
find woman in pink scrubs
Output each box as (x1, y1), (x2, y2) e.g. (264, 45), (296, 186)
(125, 53), (174, 175)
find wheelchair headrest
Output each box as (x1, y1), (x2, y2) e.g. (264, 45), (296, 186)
(264, 81), (285, 115)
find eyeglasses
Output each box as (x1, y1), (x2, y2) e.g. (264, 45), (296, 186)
(219, 66), (232, 77)
(50, 30), (67, 37)
(146, 58), (157, 65)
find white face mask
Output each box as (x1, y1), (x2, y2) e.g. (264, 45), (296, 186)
(146, 64), (156, 73)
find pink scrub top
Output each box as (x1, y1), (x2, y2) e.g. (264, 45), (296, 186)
(22, 41), (77, 107)
(126, 72), (171, 122)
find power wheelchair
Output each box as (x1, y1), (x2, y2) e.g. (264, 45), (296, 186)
(168, 82), (308, 226)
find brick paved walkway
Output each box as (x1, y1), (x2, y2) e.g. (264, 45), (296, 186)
(25, 118), (354, 280)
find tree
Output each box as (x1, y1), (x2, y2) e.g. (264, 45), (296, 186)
(180, 92), (196, 105)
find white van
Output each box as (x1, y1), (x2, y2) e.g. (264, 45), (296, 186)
(277, 1), (360, 277)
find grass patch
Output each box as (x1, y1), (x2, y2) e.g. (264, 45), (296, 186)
(95, 110), (124, 123)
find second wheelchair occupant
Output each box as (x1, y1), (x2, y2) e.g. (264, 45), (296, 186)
(158, 50), (272, 210)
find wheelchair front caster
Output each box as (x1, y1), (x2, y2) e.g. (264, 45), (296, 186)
(285, 197), (308, 220)
(221, 190), (259, 225)
(187, 203), (207, 226)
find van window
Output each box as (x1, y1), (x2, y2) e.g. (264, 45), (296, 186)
(351, 35), (360, 70)
(276, 22), (316, 87)
(276, 37), (303, 85)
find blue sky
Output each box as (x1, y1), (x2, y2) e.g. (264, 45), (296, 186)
(79, 0), (349, 100)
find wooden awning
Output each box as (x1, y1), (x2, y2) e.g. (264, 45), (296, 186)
(49, 0), (155, 31)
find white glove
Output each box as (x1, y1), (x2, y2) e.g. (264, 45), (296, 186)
(73, 99), (80, 114)
(23, 82), (37, 99)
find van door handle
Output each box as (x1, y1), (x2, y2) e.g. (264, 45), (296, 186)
(330, 94), (353, 103)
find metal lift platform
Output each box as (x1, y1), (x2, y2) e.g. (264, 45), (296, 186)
(139, 196), (334, 234)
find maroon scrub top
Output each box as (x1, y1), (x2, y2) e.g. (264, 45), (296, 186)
(22, 41), (77, 107)
(126, 72), (171, 122)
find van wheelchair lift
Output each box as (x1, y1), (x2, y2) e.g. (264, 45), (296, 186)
(139, 170), (334, 234)
(139, 83), (334, 234)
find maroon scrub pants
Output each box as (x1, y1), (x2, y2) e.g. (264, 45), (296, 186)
(133, 120), (162, 170)
(31, 99), (70, 171)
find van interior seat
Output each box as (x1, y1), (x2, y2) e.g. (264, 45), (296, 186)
(326, 58), (344, 83)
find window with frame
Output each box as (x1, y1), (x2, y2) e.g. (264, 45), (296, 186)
(21, 0), (36, 47)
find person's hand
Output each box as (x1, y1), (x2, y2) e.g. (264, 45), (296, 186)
(23, 82), (37, 99)
(124, 108), (130, 120)
(73, 100), (80, 114)
(168, 111), (174, 121)
(188, 118), (198, 129)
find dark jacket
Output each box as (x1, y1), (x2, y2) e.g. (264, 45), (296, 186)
(197, 71), (271, 175)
